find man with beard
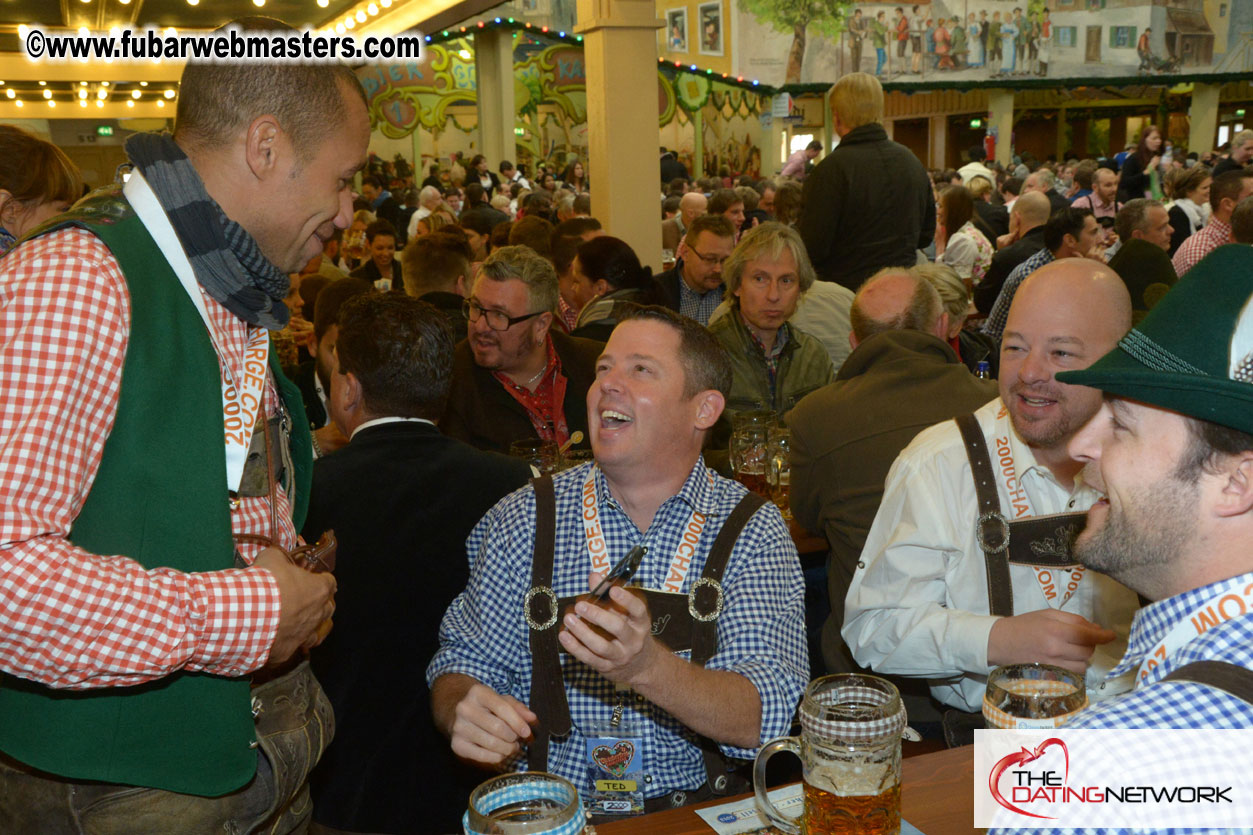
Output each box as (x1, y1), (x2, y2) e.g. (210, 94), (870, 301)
(844, 258), (1142, 719)
(441, 245), (599, 454)
(1040, 245), (1253, 730)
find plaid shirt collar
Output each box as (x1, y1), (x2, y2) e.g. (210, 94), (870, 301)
(591, 453), (720, 524)
(1108, 570), (1253, 681)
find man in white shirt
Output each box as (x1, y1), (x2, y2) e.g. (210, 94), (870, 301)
(405, 185), (444, 241)
(844, 258), (1142, 713)
(956, 145), (995, 187)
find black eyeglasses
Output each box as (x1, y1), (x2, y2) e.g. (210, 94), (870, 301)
(463, 298), (546, 331)
(686, 247), (730, 267)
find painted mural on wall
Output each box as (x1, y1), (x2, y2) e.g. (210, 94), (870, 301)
(723, 0), (1252, 86)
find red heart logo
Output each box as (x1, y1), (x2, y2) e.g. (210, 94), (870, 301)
(989, 738), (1069, 820)
(591, 740), (635, 778)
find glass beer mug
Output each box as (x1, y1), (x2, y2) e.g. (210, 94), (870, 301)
(463, 772), (587, 835)
(729, 410), (776, 500)
(983, 663), (1087, 729)
(754, 675), (906, 835)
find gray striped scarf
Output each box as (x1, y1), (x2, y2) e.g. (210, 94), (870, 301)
(125, 132), (289, 330)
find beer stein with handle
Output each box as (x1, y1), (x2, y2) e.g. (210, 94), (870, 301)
(754, 674), (906, 835)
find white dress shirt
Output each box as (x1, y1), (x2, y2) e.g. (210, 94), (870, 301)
(843, 397), (1139, 712)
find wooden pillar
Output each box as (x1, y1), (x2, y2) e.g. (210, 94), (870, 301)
(575, 0), (664, 268)
(1189, 83), (1221, 155)
(988, 89), (1014, 168)
(928, 114), (948, 169)
(474, 28), (517, 168)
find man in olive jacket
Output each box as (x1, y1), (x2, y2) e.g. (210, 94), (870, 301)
(798, 73), (935, 291)
(787, 268), (996, 679)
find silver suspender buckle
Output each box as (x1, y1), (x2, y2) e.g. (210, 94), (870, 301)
(976, 510), (1011, 554)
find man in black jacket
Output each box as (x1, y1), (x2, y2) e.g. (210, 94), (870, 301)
(973, 190), (1049, 316)
(442, 245), (599, 454)
(798, 72), (935, 291)
(305, 293), (531, 834)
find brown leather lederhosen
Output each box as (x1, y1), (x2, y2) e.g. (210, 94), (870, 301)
(955, 413), (1088, 616)
(523, 474), (766, 796)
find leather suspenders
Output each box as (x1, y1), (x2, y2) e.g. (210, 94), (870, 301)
(1161, 661), (1253, 706)
(524, 474), (766, 791)
(955, 413), (1087, 617)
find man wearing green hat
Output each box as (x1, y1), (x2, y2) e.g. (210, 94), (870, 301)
(1055, 243), (1253, 729)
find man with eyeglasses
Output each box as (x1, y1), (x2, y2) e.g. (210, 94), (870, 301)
(442, 245), (601, 455)
(653, 214), (737, 326)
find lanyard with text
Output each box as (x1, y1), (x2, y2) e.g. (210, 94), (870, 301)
(174, 274), (270, 495)
(992, 407), (1086, 610)
(581, 467), (709, 594)
(1137, 577), (1253, 685)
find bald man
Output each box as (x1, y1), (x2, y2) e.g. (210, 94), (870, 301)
(788, 267), (997, 681)
(662, 191), (708, 253)
(975, 191), (1051, 316)
(845, 259), (1142, 721)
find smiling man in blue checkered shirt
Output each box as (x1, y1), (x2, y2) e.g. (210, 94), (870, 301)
(427, 305), (808, 809)
(991, 245), (1253, 834)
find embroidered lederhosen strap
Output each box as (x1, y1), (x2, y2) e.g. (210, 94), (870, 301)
(955, 414), (1087, 617)
(1161, 661), (1253, 706)
(524, 474), (765, 791)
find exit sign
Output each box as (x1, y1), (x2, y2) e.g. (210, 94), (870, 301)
(96, 125), (113, 136)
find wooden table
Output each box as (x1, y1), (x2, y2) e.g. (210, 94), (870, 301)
(596, 745), (979, 835)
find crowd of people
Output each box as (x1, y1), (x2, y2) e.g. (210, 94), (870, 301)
(4, 29), (1253, 834)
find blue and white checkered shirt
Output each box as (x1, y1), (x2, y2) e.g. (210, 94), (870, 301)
(991, 571), (1253, 835)
(426, 458), (808, 797)
(982, 248), (1056, 341)
(676, 268), (725, 326)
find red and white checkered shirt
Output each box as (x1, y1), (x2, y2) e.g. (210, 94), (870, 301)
(0, 226), (291, 689)
(1172, 216), (1231, 278)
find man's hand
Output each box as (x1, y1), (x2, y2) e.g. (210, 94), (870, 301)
(254, 547), (336, 664)
(444, 680), (537, 766)
(987, 608), (1116, 675)
(313, 422), (350, 456)
(558, 571), (660, 689)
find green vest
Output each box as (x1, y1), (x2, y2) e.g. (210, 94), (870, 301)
(0, 186), (312, 796)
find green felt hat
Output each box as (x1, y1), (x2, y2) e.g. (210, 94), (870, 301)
(1057, 244), (1253, 435)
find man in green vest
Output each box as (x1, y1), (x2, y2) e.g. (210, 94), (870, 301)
(0, 18), (360, 833)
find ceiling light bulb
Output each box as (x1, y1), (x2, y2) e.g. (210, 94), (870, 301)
(5, 89), (14, 99)
(48, 99), (56, 107)
(157, 99), (165, 108)
(78, 89), (87, 99)
(356, 10), (366, 22)
(187, 0), (198, 5)
(164, 88), (175, 98)
(78, 27), (89, 36)
(140, 81), (147, 86)
(335, 22), (345, 33)
(345, 18), (355, 28)
(252, 0), (265, 6)
(79, 81), (87, 86)
(127, 100), (134, 108)
(18, 25), (28, 38)
(43, 89), (51, 99)
(14, 99), (22, 108)
(131, 89), (141, 98)
(119, 0), (131, 5)
(165, 27), (177, 36)
(381, 0), (391, 7)
(458, 49), (471, 60)
(98, 89), (107, 99)
(95, 99), (103, 108)
(318, 0), (329, 6)
(101, 80), (109, 86)
(79, 99), (87, 107)
(39, 80), (47, 86)
(368, 3), (379, 15)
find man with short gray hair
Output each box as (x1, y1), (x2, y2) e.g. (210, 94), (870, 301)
(788, 266), (996, 685)
(441, 245), (601, 454)
(406, 184), (445, 241)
